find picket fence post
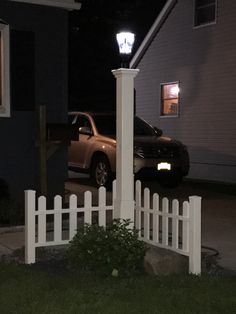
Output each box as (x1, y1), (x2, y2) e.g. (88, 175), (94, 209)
(188, 196), (202, 275)
(25, 190), (36, 264)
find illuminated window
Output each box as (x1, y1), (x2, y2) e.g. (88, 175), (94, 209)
(194, 0), (217, 27)
(0, 22), (10, 117)
(160, 82), (179, 117)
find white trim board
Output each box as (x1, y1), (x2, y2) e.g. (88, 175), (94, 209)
(0, 23), (10, 118)
(9, 0), (81, 10)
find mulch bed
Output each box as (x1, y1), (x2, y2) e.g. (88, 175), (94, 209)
(1, 246), (236, 277)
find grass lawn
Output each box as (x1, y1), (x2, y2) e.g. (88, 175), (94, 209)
(0, 263), (236, 314)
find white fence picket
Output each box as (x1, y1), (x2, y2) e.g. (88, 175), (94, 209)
(162, 197), (169, 246)
(98, 186), (106, 227)
(69, 194), (77, 239)
(112, 180), (116, 203)
(172, 199), (179, 250)
(38, 196), (46, 244)
(135, 180), (142, 237)
(54, 195), (62, 243)
(84, 191), (92, 224)
(135, 180), (142, 207)
(182, 201), (189, 252)
(143, 188), (150, 240)
(152, 193), (159, 243)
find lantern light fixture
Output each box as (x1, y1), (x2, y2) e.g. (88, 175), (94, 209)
(116, 32), (135, 55)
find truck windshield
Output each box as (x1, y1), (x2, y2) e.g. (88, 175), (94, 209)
(92, 114), (156, 136)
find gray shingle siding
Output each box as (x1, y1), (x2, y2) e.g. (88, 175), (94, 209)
(134, 0), (236, 183)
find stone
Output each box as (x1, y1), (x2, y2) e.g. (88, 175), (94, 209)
(144, 244), (188, 275)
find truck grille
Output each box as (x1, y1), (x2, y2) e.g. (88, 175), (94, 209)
(141, 146), (178, 159)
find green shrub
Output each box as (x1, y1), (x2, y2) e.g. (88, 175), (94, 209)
(67, 219), (146, 276)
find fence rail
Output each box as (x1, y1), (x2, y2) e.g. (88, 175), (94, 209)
(25, 180), (201, 274)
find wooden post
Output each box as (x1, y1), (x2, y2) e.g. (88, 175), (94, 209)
(38, 105), (47, 196)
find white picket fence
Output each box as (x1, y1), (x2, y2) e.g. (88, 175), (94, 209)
(25, 180), (201, 274)
(135, 181), (201, 274)
(25, 181), (116, 265)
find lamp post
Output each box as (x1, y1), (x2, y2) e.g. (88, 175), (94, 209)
(112, 32), (139, 222)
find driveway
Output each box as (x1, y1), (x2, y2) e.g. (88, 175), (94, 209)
(66, 171), (236, 271)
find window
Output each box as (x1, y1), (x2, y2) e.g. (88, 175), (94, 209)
(11, 30), (35, 111)
(194, 0), (217, 27)
(160, 82), (179, 117)
(75, 115), (93, 133)
(0, 22), (10, 117)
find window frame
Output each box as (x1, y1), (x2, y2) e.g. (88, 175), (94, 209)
(0, 22), (10, 118)
(193, 0), (217, 29)
(160, 81), (180, 118)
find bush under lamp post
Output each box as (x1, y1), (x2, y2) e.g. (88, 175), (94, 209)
(112, 32), (139, 222)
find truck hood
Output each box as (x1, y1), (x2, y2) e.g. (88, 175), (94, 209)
(134, 136), (183, 148)
(106, 135), (183, 148)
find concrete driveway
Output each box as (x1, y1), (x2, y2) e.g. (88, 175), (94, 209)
(66, 172), (236, 271)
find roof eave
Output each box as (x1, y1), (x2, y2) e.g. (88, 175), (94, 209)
(10, 0), (81, 11)
(130, 0), (177, 68)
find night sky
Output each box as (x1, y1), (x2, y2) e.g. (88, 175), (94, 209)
(68, 0), (167, 112)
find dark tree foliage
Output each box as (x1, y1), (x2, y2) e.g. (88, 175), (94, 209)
(69, 0), (166, 111)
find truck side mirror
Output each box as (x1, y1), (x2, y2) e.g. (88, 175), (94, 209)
(79, 126), (93, 136)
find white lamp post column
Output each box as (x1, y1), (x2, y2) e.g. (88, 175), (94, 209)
(112, 68), (139, 221)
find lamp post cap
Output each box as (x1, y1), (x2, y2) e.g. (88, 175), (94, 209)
(111, 68), (139, 78)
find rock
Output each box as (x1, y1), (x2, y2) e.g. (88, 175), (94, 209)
(144, 244), (188, 275)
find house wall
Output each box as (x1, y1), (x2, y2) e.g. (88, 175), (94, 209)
(134, 0), (236, 183)
(0, 0), (68, 201)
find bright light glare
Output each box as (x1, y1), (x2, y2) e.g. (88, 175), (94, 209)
(116, 32), (135, 54)
(157, 162), (171, 171)
(170, 85), (180, 97)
